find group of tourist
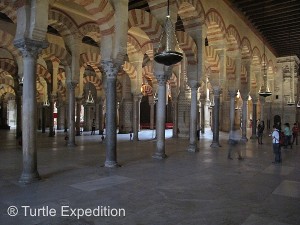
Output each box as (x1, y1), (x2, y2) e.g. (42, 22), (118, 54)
(270, 122), (298, 164)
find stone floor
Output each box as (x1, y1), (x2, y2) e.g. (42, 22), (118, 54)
(0, 128), (299, 225)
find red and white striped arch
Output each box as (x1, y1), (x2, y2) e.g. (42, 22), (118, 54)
(176, 31), (197, 65)
(83, 75), (102, 91)
(226, 25), (241, 52)
(205, 9), (226, 45)
(177, 0), (205, 32)
(79, 22), (101, 43)
(241, 37), (252, 59)
(42, 43), (72, 66)
(0, 1), (16, 23)
(128, 9), (162, 44)
(122, 61), (137, 80)
(36, 64), (51, 83)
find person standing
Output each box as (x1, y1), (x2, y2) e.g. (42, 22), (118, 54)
(292, 122), (299, 146)
(283, 123), (292, 149)
(257, 121), (265, 144)
(271, 125), (281, 164)
(91, 119), (96, 135)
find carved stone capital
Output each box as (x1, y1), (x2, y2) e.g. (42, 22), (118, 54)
(66, 81), (78, 90)
(101, 60), (120, 79)
(213, 87), (221, 97)
(188, 80), (199, 91)
(228, 90), (237, 98)
(155, 73), (168, 86)
(14, 38), (48, 59)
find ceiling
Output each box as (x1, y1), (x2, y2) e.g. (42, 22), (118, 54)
(129, 0), (300, 59)
(227, 0), (300, 59)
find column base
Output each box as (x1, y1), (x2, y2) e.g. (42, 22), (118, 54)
(187, 144), (199, 152)
(250, 135), (257, 139)
(240, 137), (248, 143)
(210, 141), (221, 148)
(67, 142), (77, 147)
(19, 171), (41, 184)
(104, 160), (119, 168)
(152, 152), (167, 160)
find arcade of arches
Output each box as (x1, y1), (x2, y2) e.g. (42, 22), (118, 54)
(0, 0), (299, 185)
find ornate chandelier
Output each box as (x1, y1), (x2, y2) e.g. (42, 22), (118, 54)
(154, 0), (183, 66)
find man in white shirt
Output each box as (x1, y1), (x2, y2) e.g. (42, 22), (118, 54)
(271, 125), (281, 163)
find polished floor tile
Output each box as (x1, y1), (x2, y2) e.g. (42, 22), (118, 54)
(273, 180), (300, 198)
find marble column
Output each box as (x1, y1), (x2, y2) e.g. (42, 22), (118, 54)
(14, 39), (47, 183)
(98, 99), (104, 134)
(149, 100), (155, 130)
(41, 106), (46, 133)
(75, 97), (81, 136)
(200, 99), (205, 134)
(56, 103), (64, 130)
(133, 94), (142, 141)
(153, 74), (168, 159)
(228, 90), (236, 143)
(172, 97), (178, 138)
(260, 97), (265, 122)
(101, 60), (120, 167)
(48, 94), (55, 137)
(16, 90), (22, 138)
(1, 100), (8, 127)
(64, 103), (68, 132)
(67, 81), (77, 147)
(250, 99), (258, 139)
(240, 95), (248, 143)
(188, 81), (199, 152)
(210, 88), (221, 148)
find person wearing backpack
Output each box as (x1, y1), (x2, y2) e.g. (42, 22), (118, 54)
(271, 125), (281, 164)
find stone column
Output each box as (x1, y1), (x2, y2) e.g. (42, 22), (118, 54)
(228, 90), (236, 143)
(14, 39), (47, 183)
(75, 97), (82, 136)
(133, 94), (142, 141)
(250, 98), (258, 139)
(200, 99), (205, 134)
(67, 81), (77, 147)
(1, 100), (8, 127)
(56, 102), (64, 130)
(41, 106), (46, 133)
(259, 97), (265, 121)
(240, 94), (248, 143)
(172, 97), (178, 138)
(98, 98), (104, 134)
(101, 60), (120, 167)
(153, 74), (168, 159)
(16, 89), (22, 138)
(188, 81), (199, 152)
(48, 94), (55, 137)
(149, 100), (155, 130)
(210, 88), (221, 148)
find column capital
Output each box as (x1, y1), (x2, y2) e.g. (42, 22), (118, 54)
(101, 60), (120, 79)
(188, 80), (200, 90)
(14, 38), (48, 58)
(66, 81), (78, 90)
(155, 73), (168, 86)
(212, 87), (221, 96)
(228, 90), (237, 98)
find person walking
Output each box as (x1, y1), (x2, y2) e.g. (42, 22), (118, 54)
(257, 121), (265, 144)
(271, 125), (281, 164)
(91, 119), (96, 135)
(292, 122), (299, 146)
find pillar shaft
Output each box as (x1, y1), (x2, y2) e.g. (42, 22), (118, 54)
(229, 91), (236, 142)
(16, 92), (22, 138)
(98, 100), (103, 134)
(250, 101), (257, 139)
(150, 101), (155, 130)
(240, 96), (248, 142)
(210, 88), (221, 148)
(75, 98), (81, 136)
(102, 60), (119, 167)
(14, 39), (47, 183)
(48, 95), (55, 137)
(153, 74), (167, 159)
(133, 95), (141, 141)
(67, 81), (77, 146)
(172, 99), (178, 137)
(200, 100), (205, 134)
(188, 82), (199, 152)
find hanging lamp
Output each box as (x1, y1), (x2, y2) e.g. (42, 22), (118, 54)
(86, 90), (94, 104)
(258, 3), (272, 98)
(154, 0), (183, 66)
